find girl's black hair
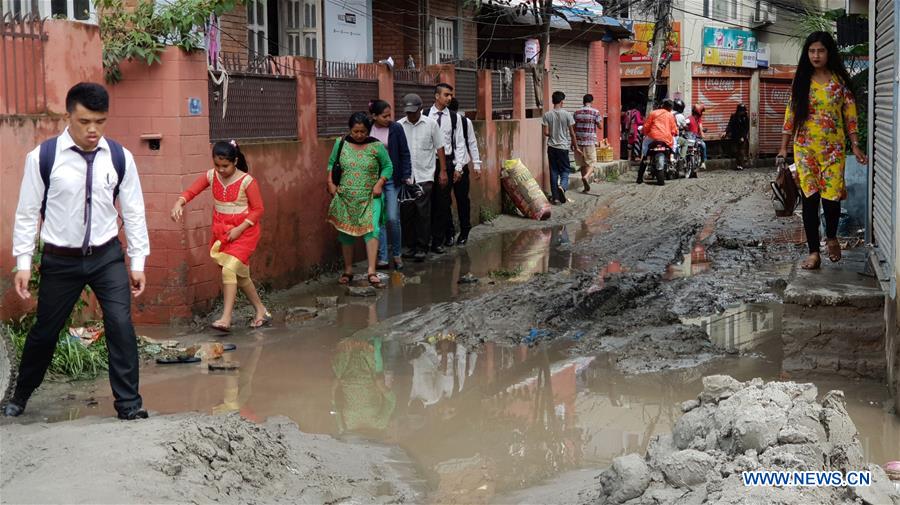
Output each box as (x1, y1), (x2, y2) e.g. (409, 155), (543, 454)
(369, 99), (391, 116)
(349, 111), (373, 131)
(212, 141), (249, 172)
(789, 31), (855, 135)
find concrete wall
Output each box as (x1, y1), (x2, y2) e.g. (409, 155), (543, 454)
(0, 21), (551, 324)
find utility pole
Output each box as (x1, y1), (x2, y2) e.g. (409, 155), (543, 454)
(645, 0), (673, 116)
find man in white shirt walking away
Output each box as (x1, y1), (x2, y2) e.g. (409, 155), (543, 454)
(444, 97), (482, 245)
(542, 91), (581, 204)
(397, 94), (448, 262)
(7, 83), (150, 420)
(427, 83), (467, 252)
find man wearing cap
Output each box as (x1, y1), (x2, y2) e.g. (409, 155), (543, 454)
(397, 94), (448, 262)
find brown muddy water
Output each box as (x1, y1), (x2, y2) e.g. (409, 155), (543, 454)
(24, 223), (900, 502)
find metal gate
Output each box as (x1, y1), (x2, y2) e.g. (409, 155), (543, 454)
(691, 76), (751, 138)
(759, 79), (792, 154)
(455, 68), (477, 112)
(316, 61), (379, 138)
(871, 0), (897, 275)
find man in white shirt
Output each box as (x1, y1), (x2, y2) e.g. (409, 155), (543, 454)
(7, 83), (150, 420)
(397, 94), (448, 262)
(445, 97), (482, 245)
(427, 83), (467, 252)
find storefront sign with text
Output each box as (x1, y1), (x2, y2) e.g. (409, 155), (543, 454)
(701, 27), (758, 69)
(620, 21), (681, 63)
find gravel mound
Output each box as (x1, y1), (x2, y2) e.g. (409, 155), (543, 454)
(595, 376), (900, 505)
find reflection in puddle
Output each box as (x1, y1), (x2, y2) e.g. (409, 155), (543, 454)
(665, 243), (712, 280)
(682, 303), (783, 352)
(24, 214), (900, 501)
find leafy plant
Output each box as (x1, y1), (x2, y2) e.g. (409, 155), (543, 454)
(96, 0), (244, 83)
(605, 170), (620, 183)
(489, 266), (524, 279)
(479, 207), (499, 223)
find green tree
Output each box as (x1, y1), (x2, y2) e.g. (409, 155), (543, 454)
(95, 0), (244, 83)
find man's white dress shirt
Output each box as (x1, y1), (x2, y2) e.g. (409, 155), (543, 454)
(398, 115), (445, 184)
(13, 128), (150, 272)
(458, 116), (482, 170)
(427, 105), (467, 172)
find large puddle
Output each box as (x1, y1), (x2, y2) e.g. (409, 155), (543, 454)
(26, 219), (900, 502)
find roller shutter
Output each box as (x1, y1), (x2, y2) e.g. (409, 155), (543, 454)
(871, 0), (897, 272)
(691, 75), (751, 138)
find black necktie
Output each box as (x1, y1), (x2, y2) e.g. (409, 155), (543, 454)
(71, 146), (98, 254)
(437, 111), (444, 126)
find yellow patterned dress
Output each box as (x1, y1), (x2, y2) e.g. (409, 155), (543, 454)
(782, 74), (859, 201)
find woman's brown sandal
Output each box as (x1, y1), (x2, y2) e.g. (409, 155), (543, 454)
(826, 239), (842, 263)
(338, 273), (353, 285)
(800, 253), (821, 270)
(368, 273), (384, 288)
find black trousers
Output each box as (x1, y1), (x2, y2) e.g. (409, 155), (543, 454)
(445, 166), (472, 238)
(431, 155), (455, 246)
(402, 181), (434, 251)
(802, 192), (841, 254)
(13, 240), (142, 414)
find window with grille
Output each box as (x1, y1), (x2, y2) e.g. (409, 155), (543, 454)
(280, 0), (317, 57)
(430, 18), (456, 64)
(707, 0), (739, 22)
(1, 0), (93, 21)
(247, 0), (268, 56)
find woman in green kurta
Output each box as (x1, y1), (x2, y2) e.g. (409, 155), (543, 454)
(327, 112), (394, 288)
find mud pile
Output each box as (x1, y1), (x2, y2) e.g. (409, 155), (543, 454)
(593, 376), (900, 505)
(1, 413), (420, 504)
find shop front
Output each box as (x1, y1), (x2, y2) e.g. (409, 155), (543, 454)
(691, 63), (752, 138)
(758, 65), (795, 154)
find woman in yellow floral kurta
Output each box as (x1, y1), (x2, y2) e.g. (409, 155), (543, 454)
(779, 31), (867, 270)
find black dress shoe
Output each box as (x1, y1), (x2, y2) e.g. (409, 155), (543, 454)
(431, 245), (446, 254)
(456, 234), (469, 246)
(117, 408), (149, 420)
(402, 249), (418, 259)
(444, 235), (456, 247)
(3, 402), (25, 417)
(413, 250), (427, 262)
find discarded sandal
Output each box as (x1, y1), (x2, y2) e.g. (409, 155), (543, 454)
(250, 312), (272, 329)
(156, 356), (201, 365)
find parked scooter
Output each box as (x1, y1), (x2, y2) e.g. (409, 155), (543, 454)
(637, 140), (671, 186)
(680, 132), (702, 179)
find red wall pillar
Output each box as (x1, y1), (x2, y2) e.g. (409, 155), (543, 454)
(477, 69), (493, 121)
(588, 41), (606, 114)
(606, 41), (622, 159)
(512, 68), (526, 120)
(377, 63), (394, 111)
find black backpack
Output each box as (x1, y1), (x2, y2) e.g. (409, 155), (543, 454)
(448, 110), (472, 160)
(38, 136), (127, 219)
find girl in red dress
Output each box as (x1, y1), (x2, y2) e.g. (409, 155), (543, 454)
(170, 141), (271, 331)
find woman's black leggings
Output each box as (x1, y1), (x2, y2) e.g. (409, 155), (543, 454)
(802, 192), (841, 254)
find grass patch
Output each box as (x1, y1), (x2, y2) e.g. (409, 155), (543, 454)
(3, 243), (110, 381)
(489, 266), (523, 280)
(479, 207), (499, 224)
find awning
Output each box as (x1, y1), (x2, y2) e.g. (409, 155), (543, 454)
(485, 0), (632, 39)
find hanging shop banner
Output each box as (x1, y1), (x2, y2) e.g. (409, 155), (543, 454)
(701, 27), (758, 69)
(620, 21), (681, 63)
(757, 44), (770, 68)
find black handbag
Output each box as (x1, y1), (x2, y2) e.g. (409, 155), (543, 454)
(398, 182), (424, 204)
(331, 139), (346, 185)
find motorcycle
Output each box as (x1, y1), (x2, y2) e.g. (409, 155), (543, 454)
(637, 140), (671, 186)
(681, 132), (702, 179)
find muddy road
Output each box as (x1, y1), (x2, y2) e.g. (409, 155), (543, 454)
(375, 169), (801, 374)
(2, 170), (898, 504)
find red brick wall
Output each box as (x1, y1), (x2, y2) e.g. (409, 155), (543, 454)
(219, 8), (248, 56)
(373, 0), (423, 67)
